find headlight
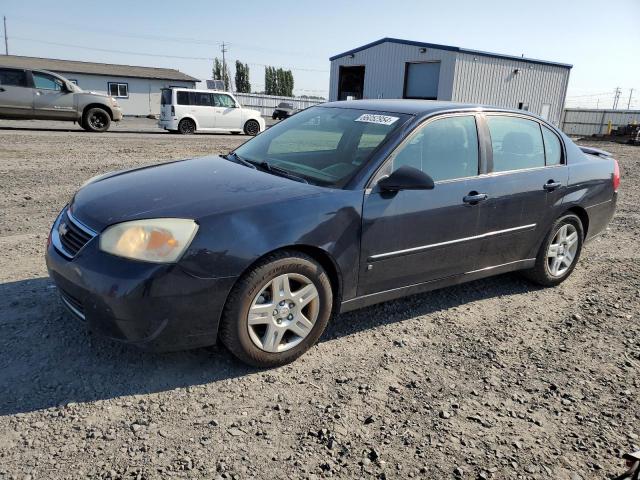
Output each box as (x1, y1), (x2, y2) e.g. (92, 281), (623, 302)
(99, 218), (199, 263)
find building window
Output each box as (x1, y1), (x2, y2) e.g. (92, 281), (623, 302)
(108, 82), (129, 98)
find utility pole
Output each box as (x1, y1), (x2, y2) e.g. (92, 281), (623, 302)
(613, 87), (621, 109)
(628, 89), (634, 110)
(3, 16), (8, 55)
(220, 42), (228, 91)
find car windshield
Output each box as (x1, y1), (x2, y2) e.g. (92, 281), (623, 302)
(233, 106), (410, 187)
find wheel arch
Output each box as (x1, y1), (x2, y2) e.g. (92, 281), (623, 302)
(179, 116), (199, 130)
(563, 205), (589, 237)
(82, 103), (113, 120)
(224, 244), (343, 318)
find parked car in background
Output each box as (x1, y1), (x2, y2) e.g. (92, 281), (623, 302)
(159, 87), (264, 135)
(0, 66), (122, 132)
(46, 100), (618, 367)
(272, 102), (297, 120)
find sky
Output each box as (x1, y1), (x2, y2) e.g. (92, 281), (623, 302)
(2, 0), (639, 108)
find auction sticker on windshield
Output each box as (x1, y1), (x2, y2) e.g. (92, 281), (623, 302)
(355, 114), (399, 126)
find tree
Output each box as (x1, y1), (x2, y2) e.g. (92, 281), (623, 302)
(235, 61), (251, 93)
(264, 66), (294, 96)
(212, 57), (230, 90)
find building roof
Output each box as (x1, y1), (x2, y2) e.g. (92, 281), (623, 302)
(329, 37), (572, 69)
(0, 55), (199, 82)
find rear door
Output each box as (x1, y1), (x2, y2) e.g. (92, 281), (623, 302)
(31, 71), (75, 120)
(213, 93), (243, 129)
(359, 114), (486, 295)
(176, 91), (216, 129)
(473, 114), (569, 268)
(0, 68), (33, 118)
(160, 88), (173, 120)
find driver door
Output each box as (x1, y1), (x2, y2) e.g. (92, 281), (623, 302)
(359, 114), (487, 296)
(31, 71), (75, 120)
(213, 93), (243, 129)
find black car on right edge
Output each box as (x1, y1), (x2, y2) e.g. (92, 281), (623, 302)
(46, 100), (619, 367)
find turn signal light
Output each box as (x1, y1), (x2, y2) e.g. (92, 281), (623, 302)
(613, 160), (620, 192)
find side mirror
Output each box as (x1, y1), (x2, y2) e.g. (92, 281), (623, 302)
(377, 166), (435, 191)
(65, 83), (74, 93)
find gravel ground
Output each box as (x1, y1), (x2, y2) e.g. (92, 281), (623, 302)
(0, 119), (638, 480)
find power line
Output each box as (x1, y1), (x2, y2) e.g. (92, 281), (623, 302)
(10, 15), (325, 59)
(10, 36), (329, 73)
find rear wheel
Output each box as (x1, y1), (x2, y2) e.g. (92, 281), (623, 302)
(219, 251), (333, 367)
(244, 119), (260, 136)
(522, 213), (584, 286)
(178, 118), (196, 134)
(82, 107), (111, 132)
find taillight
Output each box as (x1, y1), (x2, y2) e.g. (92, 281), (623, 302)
(613, 160), (620, 192)
(171, 105), (175, 116)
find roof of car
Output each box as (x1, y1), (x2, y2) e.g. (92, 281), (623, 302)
(322, 99), (522, 116)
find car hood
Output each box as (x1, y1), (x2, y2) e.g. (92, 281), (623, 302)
(70, 156), (324, 231)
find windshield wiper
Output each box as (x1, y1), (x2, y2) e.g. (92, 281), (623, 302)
(223, 151), (256, 169)
(249, 160), (309, 184)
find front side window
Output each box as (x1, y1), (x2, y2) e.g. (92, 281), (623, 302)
(108, 82), (128, 98)
(487, 116), (545, 172)
(390, 115), (479, 182)
(0, 68), (28, 87)
(214, 94), (236, 108)
(542, 125), (562, 166)
(33, 72), (64, 91)
(233, 106), (410, 187)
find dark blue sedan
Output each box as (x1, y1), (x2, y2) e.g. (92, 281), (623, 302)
(46, 100), (619, 367)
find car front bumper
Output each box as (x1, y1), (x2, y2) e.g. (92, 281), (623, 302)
(112, 107), (123, 122)
(45, 211), (236, 351)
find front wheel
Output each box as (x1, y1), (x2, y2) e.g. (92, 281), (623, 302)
(522, 213), (584, 286)
(82, 108), (111, 132)
(244, 119), (260, 136)
(219, 251), (333, 367)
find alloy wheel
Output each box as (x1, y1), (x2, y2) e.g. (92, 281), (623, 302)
(245, 120), (259, 135)
(89, 112), (107, 129)
(247, 273), (320, 353)
(546, 223), (579, 277)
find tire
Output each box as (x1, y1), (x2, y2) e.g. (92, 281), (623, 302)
(522, 213), (584, 287)
(82, 107), (111, 132)
(244, 119), (261, 136)
(272, 113), (278, 120)
(178, 118), (196, 134)
(219, 251), (333, 368)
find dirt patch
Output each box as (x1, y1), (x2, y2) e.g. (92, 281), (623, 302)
(0, 122), (638, 479)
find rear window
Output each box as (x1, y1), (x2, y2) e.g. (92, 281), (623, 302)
(0, 68), (27, 87)
(161, 89), (172, 105)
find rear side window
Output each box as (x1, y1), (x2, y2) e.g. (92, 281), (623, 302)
(487, 116), (545, 172)
(391, 115), (479, 182)
(542, 125), (562, 166)
(193, 92), (214, 106)
(177, 91), (191, 105)
(161, 89), (172, 105)
(0, 68), (27, 87)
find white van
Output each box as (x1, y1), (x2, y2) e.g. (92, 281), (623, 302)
(159, 88), (265, 135)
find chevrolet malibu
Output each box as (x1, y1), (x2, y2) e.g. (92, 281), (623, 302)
(46, 100), (619, 367)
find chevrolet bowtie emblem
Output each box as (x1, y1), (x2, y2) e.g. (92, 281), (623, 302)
(58, 222), (69, 237)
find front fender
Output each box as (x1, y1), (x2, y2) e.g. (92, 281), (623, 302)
(178, 189), (364, 300)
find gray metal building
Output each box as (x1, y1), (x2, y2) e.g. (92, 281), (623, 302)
(329, 38), (572, 124)
(0, 55), (198, 116)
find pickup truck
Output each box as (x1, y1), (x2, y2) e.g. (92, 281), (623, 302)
(0, 66), (122, 132)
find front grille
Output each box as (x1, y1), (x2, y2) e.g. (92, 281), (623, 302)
(59, 288), (85, 320)
(55, 209), (96, 258)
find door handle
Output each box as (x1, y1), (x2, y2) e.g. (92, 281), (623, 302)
(463, 192), (488, 204)
(543, 181), (562, 191)
(35, 91), (42, 96)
